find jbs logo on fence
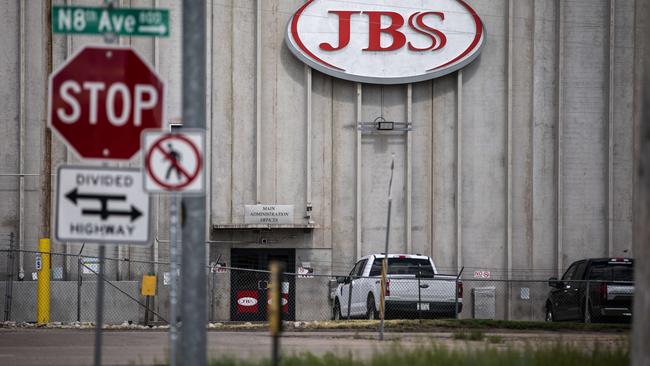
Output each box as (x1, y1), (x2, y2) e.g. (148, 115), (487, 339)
(286, 0), (485, 84)
(236, 290), (259, 313)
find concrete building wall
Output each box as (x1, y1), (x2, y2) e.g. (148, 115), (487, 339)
(0, 0), (640, 319)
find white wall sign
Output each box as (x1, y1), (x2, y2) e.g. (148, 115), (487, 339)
(245, 205), (294, 225)
(286, 0), (485, 84)
(298, 262), (314, 278)
(55, 165), (151, 245)
(82, 257), (99, 274)
(473, 270), (491, 279)
(35, 255), (42, 271)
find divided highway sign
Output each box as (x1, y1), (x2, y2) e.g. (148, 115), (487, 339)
(55, 165), (151, 245)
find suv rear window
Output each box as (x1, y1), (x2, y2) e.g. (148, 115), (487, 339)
(369, 258), (435, 277)
(588, 262), (634, 281)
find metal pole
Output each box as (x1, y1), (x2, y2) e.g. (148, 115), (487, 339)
(269, 262), (283, 366)
(94, 245), (105, 366)
(4, 233), (15, 321)
(77, 244), (84, 323)
(169, 192), (179, 366)
(94, 2), (116, 363)
(379, 154), (395, 341)
(417, 263), (422, 322)
(454, 277), (459, 320)
(181, 0), (207, 364)
(454, 267), (464, 320)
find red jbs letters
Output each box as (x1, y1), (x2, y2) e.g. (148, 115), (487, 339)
(319, 11), (447, 52)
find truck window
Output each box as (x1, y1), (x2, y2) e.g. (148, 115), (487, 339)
(561, 263), (578, 281)
(355, 259), (368, 277)
(349, 261), (363, 278)
(370, 259), (382, 276)
(588, 262), (634, 281)
(571, 261), (587, 280)
(369, 258), (435, 277)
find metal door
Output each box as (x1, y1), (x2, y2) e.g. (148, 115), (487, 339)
(230, 248), (295, 321)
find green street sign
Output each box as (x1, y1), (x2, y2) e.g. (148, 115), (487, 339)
(52, 6), (169, 37)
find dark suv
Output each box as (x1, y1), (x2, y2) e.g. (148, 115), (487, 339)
(545, 258), (634, 323)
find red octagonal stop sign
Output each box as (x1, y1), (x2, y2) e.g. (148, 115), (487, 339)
(48, 46), (164, 160)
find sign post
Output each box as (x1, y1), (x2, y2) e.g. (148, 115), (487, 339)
(49, 2), (167, 365)
(181, 0), (208, 364)
(142, 130), (205, 366)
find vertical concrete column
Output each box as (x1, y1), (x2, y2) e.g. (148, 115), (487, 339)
(18, 0), (26, 279)
(456, 71), (463, 272)
(506, 0), (514, 320)
(607, 0), (616, 257)
(406, 84), (412, 254)
(556, 0), (565, 277)
(632, 3), (650, 362)
(255, 0), (262, 204)
(306, 65), (313, 222)
(356, 83), (362, 260)
(37, 238), (51, 324)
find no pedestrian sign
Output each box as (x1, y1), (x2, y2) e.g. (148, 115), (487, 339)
(55, 165), (151, 245)
(143, 130), (205, 193)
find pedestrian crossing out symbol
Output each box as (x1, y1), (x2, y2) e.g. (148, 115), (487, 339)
(142, 130), (205, 193)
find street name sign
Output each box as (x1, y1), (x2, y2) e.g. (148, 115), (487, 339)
(52, 6), (169, 37)
(48, 45), (165, 160)
(55, 165), (151, 245)
(142, 130), (205, 193)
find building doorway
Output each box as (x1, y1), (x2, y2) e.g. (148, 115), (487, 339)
(230, 248), (295, 321)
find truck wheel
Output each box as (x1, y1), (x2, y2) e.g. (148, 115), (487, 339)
(366, 295), (377, 320)
(333, 300), (342, 321)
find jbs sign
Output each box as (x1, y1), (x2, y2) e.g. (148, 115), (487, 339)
(286, 0), (485, 84)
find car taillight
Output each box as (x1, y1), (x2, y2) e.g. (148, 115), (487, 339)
(457, 282), (463, 299)
(385, 279), (390, 296)
(599, 283), (608, 303)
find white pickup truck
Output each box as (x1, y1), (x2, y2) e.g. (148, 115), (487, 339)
(332, 254), (462, 320)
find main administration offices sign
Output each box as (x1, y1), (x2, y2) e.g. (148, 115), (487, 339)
(286, 0), (485, 84)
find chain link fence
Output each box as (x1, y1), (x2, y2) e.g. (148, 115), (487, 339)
(0, 247), (634, 325)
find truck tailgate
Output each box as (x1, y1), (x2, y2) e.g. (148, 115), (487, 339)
(387, 276), (458, 303)
(606, 284), (634, 307)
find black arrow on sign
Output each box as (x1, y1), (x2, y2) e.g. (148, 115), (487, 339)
(65, 188), (143, 222)
(66, 188), (126, 204)
(82, 206), (143, 222)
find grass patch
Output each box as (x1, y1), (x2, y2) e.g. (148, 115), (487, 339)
(487, 335), (503, 344)
(205, 343), (628, 366)
(452, 330), (484, 341)
(275, 319), (630, 333)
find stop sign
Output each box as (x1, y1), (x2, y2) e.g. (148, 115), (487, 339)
(48, 46), (164, 160)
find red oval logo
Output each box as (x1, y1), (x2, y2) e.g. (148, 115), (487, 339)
(237, 297), (258, 306)
(286, 0), (485, 84)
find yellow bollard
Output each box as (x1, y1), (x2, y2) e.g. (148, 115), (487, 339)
(37, 238), (51, 324)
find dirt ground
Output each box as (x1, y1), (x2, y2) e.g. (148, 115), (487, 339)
(0, 329), (629, 366)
